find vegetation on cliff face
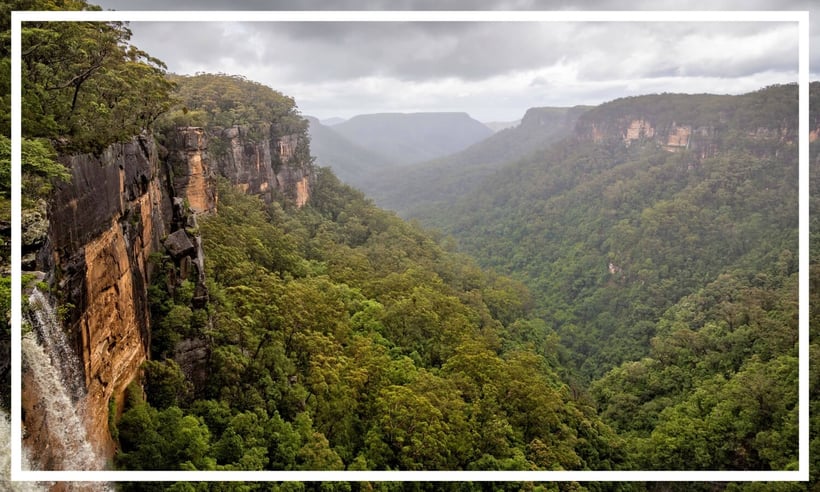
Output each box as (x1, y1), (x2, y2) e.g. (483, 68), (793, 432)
(14, 3), (173, 154)
(158, 73), (305, 131)
(1, 0), (175, 241)
(157, 73), (314, 182)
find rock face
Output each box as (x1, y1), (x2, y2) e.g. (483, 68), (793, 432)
(664, 123), (692, 151)
(173, 124), (314, 207)
(575, 87), (799, 161)
(582, 116), (713, 153)
(579, 116), (790, 160)
(166, 127), (216, 215)
(40, 134), (171, 458)
(623, 118), (655, 144)
(164, 229), (196, 259)
(23, 120), (314, 466)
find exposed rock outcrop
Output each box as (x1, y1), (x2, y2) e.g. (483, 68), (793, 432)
(664, 123), (691, 151)
(164, 229), (196, 259)
(166, 127), (217, 215)
(170, 124), (314, 208)
(581, 115), (710, 155)
(23, 117), (315, 466)
(579, 115), (791, 160)
(21, 200), (48, 270)
(574, 87), (798, 161)
(37, 134), (171, 457)
(623, 118), (655, 144)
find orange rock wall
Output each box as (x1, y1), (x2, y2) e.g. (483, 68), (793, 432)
(295, 176), (310, 208)
(80, 219), (148, 456)
(666, 125), (691, 147)
(26, 121), (314, 467)
(34, 135), (171, 463)
(624, 119), (655, 144)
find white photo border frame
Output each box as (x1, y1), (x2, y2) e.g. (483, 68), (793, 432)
(9, 9), (811, 483)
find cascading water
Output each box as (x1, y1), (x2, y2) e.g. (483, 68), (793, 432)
(20, 289), (114, 491)
(1, 409), (43, 492)
(21, 333), (101, 472)
(27, 291), (85, 402)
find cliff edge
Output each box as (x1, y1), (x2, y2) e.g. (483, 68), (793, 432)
(22, 119), (314, 464)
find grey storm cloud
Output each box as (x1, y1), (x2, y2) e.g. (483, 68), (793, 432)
(127, 19), (798, 83)
(128, 21), (574, 83)
(91, 0), (814, 121)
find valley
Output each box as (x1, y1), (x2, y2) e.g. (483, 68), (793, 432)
(0, 2), (816, 491)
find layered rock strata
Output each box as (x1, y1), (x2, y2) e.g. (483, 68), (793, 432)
(23, 122), (313, 465)
(171, 124), (314, 206)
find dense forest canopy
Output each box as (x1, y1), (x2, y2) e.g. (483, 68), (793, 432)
(108, 71), (629, 479)
(1, 1), (818, 490)
(119, 79), (807, 485)
(411, 83), (809, 480)
(429, 85), (800, 380)
(17, 3), (174, 153)
(117, 173), (629, 478)
(155, 73), (307, 138)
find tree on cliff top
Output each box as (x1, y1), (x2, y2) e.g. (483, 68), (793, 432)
(16, 4), (175, 152)
(157, 73), (308, 137)
(0, 0), (176, 410)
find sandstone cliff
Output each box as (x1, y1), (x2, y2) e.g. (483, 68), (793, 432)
(23, 120), (314, 466)
(170, 124), (313, 209)
(37, 134), (170, 459)
(574, 88), (798, 160)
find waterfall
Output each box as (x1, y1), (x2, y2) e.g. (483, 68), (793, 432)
(21, 332), (102, 472)
(27, 290), (84, 401)
(1, 410), (43, 492)
(19, 289), (115, 491)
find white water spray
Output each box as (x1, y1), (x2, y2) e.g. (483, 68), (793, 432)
(21, 332), (103, 472)
(27, 290), (84, 401)
(1, 410), (43, 492)
(20, 290), (115, 491)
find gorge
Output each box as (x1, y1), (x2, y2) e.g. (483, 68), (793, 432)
(14, 80), (807, 482)
(2, 4), (814, 489)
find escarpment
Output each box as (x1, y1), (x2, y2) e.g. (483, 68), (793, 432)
(171, 123), (314, 208)
(22, 120), (314, 465)
(37, 134), (170, 459)
(575, 87), (798, 160)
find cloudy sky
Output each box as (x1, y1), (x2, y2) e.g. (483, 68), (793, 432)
(90, 0), (817, 123)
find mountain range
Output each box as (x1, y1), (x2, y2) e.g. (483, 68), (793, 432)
(361, 105), (590, 218)
(306, 111), (494, 175)
(307, 106), (590, 219)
